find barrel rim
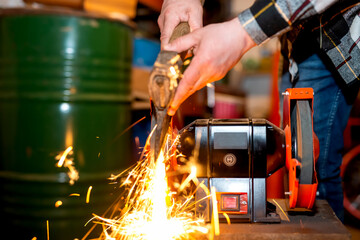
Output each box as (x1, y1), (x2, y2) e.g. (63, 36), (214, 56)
(0, 7), (136, 29)
(0, 93), (134, 102)
(0, 169), (128, 183)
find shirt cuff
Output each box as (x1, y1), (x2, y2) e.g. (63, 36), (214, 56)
(238, 0), (293, 45)
(238, 9), (269, 45)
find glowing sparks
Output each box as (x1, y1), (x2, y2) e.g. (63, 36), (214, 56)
(91, 130), (209, 240)
(183, 59), (191, 66)
(211, 186), (220, 236)
(150, 151), (168, 229)
(55, 146), (79, 185)
(86, 186), (93, 204)
(69, 193), (80, 197)
(222, 213), (231, 225)
(46, 220), (50, 240)
(206, 83), (215, 88)
(169, 66), (176, 75)
(178, 166), (197, 192)
(55, 200), (63, 208)
(57, 146), (73, 167)
(272, 199), (290, 222)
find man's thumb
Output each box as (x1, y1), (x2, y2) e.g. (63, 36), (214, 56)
(163, 32), (197, 53)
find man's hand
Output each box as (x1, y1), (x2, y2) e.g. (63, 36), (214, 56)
(163, 17), (256, 116)
(158, 0), (203, 47)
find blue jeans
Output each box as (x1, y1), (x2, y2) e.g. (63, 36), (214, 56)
(280, 54), (353, 222)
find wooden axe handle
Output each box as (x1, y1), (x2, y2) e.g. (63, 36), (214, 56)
(169, 22), (190, 43)
(168, 22), (190, 60)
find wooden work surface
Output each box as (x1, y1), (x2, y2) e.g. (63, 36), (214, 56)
(214, 200), (351, 240)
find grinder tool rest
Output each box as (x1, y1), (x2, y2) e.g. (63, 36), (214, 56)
(175, 88), (319, 223)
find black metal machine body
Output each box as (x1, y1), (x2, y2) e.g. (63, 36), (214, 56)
(176, 88), (318, 223)
(177, 118), (286, 223)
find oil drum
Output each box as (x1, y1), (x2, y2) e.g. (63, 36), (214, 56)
(0, 8), (133, 239)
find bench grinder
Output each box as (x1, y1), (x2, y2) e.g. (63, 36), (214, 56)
(175, 88), (319, 223)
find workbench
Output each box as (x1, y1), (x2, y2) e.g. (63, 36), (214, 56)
(215, 200), (351, 240)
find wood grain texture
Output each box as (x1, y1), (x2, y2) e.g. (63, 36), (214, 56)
(169, 22), (190, 43)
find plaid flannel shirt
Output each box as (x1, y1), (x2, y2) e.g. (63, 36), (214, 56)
(238, 0), (360, 88)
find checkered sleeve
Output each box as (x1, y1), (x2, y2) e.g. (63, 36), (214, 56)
(238, 0), (337, 45)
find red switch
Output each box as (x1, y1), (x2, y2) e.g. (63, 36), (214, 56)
(222, 195), (238, 210)
(218, 193), (248, 214)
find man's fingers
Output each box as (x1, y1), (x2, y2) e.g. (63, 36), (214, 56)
(160, 12), (181, 47)
(168, 56), (205, 116)
(163, 31), (199, 54)
(188, 10), (203, 31)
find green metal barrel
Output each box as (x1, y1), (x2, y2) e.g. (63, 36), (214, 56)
(0, 9), (133, 239)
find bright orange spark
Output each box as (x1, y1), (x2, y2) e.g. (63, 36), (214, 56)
(272, 199), (290, 222)
(55, 146), (79, 185)
(69, 193), (80, 197)
(86, 186), (92, 204)
(222, 213), (231, 225)
(46, 220), (49, 240)
(55, 200), (63, 208)
(211, 186), (220, 236)
(57, 146), (73, 167)
(90, 129), (209, 240)
(169, 66), (177, 75)
(178, 166), (197, 192)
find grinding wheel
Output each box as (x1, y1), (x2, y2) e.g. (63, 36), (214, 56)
(291, 100), (314, 184)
